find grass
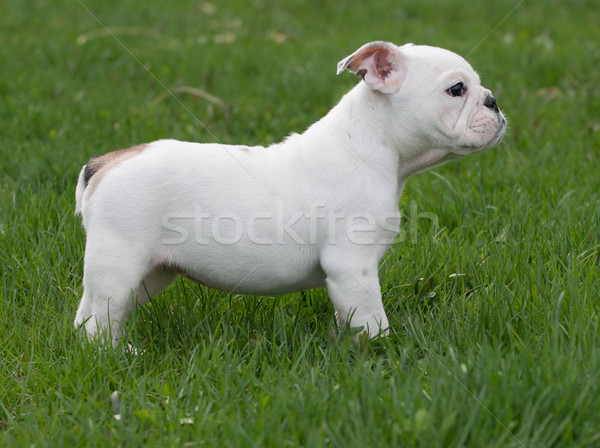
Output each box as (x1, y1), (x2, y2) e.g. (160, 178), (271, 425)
(1, 0), (600, 446)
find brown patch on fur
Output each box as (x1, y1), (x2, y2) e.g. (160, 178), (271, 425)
(84, 143), (148, 195)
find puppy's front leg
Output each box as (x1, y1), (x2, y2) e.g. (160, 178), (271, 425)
(322, 254), (389, 338)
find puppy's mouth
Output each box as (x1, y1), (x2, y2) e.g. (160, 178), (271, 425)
(473, 112), (507, 150)
(489, 114), (507, 147)
(453, 116), (506, 155)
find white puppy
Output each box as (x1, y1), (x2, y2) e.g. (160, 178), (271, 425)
(74, 41), (506, 345)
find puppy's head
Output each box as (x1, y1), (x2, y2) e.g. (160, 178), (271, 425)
(337, 41), (506, 157)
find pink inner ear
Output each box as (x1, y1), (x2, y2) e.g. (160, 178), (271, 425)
(374, 51), (394, 80)
(339, 42), (405, 93)
(347, 45), (391, 74)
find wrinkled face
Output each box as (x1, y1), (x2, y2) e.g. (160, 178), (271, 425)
(397, 45), (507, 155)
(337, 41), (507, 161)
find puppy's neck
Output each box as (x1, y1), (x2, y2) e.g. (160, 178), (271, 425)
(301, 83), (401, 179)
(397, 150), (462, 181)
(307, 83), (463, 184)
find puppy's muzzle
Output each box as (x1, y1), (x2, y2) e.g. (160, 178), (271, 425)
(484, 95), (500, 113)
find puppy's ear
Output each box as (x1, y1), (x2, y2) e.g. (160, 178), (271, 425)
(336, 41), (407, 94)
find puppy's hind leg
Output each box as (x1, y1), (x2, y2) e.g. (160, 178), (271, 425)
(121, 267), (178, 353)
(135, 266), (178, 307)
(75, 240), (151, 346)
(74, 289), (93, 331)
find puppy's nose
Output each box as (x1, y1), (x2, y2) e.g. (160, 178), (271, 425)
(484, 95), (499, 113)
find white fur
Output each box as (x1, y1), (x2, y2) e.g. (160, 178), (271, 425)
(74, 42), (506, 345)
(75, 166), (86, 216)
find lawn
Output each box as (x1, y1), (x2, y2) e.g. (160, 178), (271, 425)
(1, 0), (599, 446)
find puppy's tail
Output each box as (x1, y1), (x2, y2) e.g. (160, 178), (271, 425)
(75, 165), (87, 216)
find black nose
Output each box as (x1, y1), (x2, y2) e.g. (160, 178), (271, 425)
(484, 95), (499, 113)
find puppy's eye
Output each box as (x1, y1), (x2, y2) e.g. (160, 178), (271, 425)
(447, 82), (465, 97)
